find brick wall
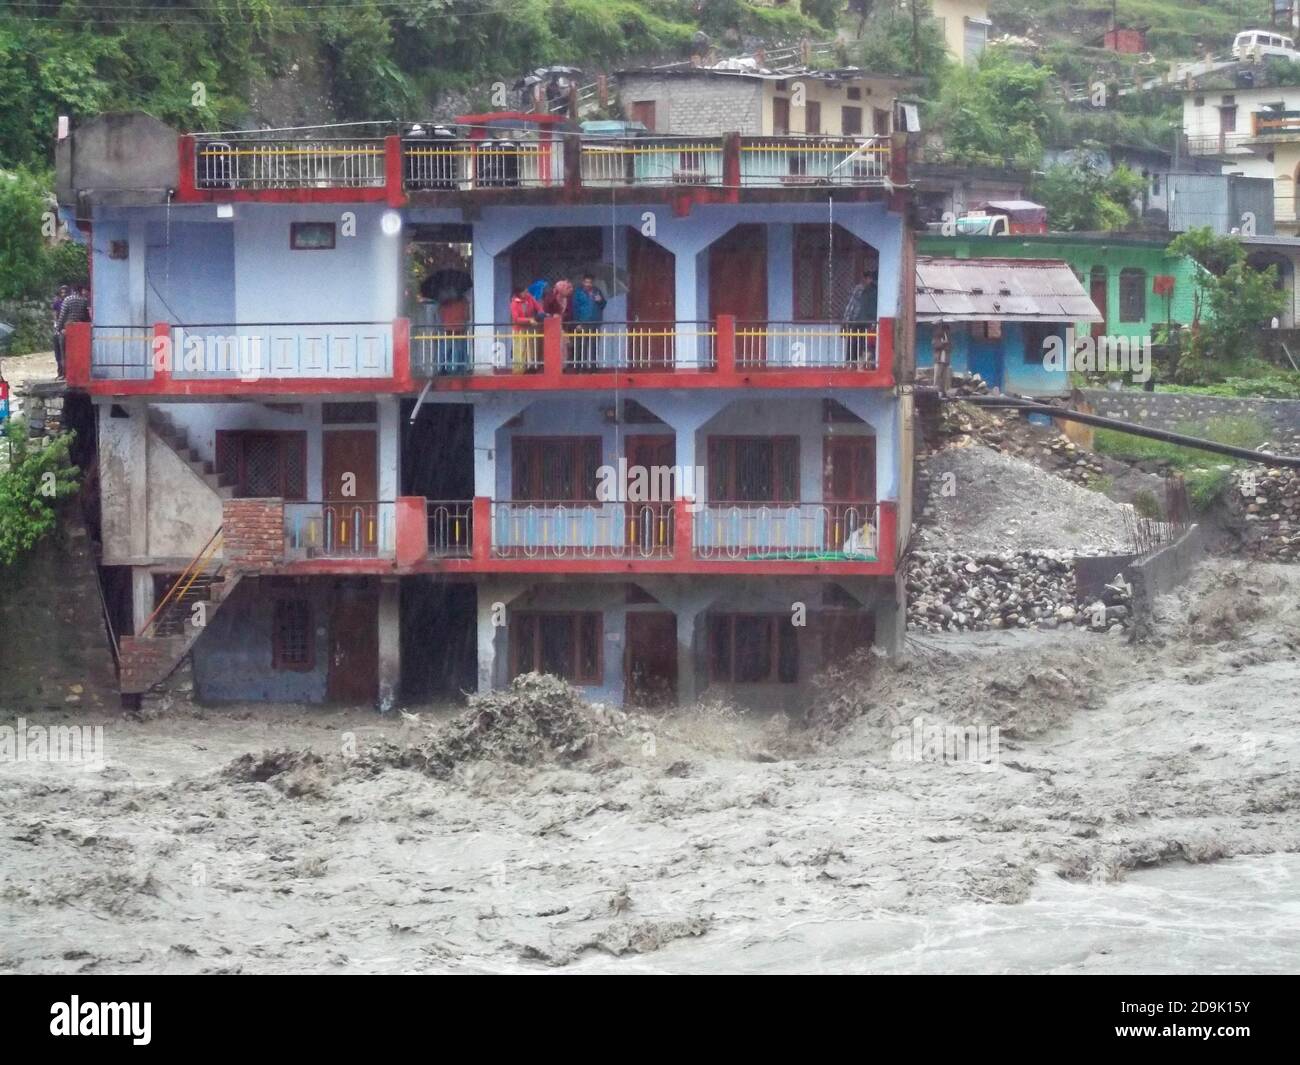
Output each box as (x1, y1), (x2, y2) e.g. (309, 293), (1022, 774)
(617, 75), (764, 136)
(118, 634), (187, 694)
(222, 498), (285, 571)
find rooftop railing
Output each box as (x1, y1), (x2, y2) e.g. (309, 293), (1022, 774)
(194, 137), (388, 190)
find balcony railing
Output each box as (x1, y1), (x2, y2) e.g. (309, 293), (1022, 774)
(89, 326), (154, 379)
(284, 501), (394, 559)
(427, 500), (474, 558)
(693, 502), (878, 561)
(88, 323), (394, 381)
(580, 139), (725, 187)
(411, 324), (543, 375)
(735, 321), (877, 370)
(402, 137), (565, 191)
(1251, 111), (1300, 139)
(194, 137), (388, 190)
(739, 137), (891, 187)
(491, 501), (676, 560)
(1184, 131), (1251, 155)
(68, 316), (893, 392)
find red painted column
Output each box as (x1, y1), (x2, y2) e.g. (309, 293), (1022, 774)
(394, 496), (428, 566)
(64, 322), (91, 387)
(722, 132), (741, 202)
(384, 134), (406, 207)
(543, 315), (564, 379)
(876, 316), (894, 373)
(472, 496), (491, 562)
(877, 501), (897, 567)
(673, 498), (693, 563)
(152, 322), (172, 387)
(392, 317), (411, 390)
(177, 135), (197, 201)
(715, 314), (736, 376)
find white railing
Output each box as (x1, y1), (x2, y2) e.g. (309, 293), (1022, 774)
(403, 138), (565, 190)
(411, 324), (543, 375)
(693, 502), (878, 561)
(739, 137), (890, 187)
(1184, 132), (1251, 155)
(426, 500), (474, 558)
(90, 326), (154, 380)
(491, 501), (674, 559)
(195, 138), (386, 189)
(284, 502), (395, 559)
(170, 323), (393, 380)
(563, 322), (716, 372)
(580, 139), (725, 187)
(735, 321), (877, 369)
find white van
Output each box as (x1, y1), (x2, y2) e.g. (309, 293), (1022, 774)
(1232, 29), (1300, 60)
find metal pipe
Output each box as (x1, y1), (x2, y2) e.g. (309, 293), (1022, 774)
(953, 394), (1300, 469)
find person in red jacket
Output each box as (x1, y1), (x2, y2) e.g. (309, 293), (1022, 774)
(509, 284), (543, 373)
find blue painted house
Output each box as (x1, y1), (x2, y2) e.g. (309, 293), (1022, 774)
(914, 256), (1102, 396)
(57, 107), (918, 710)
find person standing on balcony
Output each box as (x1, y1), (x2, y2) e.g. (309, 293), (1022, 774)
(54, 284), (91, 379)
(510, 283), (544, 373)
(572, 272), (607, 370)
(545, 278), (576, 367)
(842, 265), (878, 367)
(437, 289), (470, 374)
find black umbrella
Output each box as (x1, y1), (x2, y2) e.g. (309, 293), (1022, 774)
(420, 269), (473, 301)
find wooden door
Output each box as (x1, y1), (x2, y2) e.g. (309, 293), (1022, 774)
(624, 435), (675, 553)
(328, 583), (378, 703)
(626, 229), (676, 366)
(710, 224), (767, 362)
(773, 97), (791, 135)
(823, 436), (876, 552)
(625, 612), (677, 707)
(323, 430), (377, 555)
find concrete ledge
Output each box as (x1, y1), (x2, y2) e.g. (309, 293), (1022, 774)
(1125, 523), (1205, 640)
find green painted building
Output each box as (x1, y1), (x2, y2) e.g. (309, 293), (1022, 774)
(917, 233), (1202, 340)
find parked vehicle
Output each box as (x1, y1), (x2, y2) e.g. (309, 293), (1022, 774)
(1232, 30), (1300, 61)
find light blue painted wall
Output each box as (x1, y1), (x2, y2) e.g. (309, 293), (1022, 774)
(916, 321), (1070, 396)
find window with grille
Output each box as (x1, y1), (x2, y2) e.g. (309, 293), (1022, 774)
(1119, 268), (1147, 323)
(511, 436), (601, 501)
(510, 612), (602, 683)
(272, 598), (313, 671)
(794, 224), (871, 320)
(707, 437), (799, 502)
(707, 614), (798, 683)
(216, 431), (307, 500)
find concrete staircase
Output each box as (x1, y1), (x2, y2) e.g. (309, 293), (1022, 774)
(116, 523), (241, 697)
(147, 408), (236, 499)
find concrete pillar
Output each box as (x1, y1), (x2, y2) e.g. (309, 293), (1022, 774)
(873, 579), (906, 657)
(476, 589), (503, 692)
(377, 396), (400, 505)
(377, 577), (401, 712)
(131, 566), (154, 635)
(676, 608), (698, 706)
(126, 400), (150, 560)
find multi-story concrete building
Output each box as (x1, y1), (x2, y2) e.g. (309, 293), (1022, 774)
(57, 108), (916, 710)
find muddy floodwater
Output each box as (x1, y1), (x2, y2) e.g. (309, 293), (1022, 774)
(2, 562), (1297, 974)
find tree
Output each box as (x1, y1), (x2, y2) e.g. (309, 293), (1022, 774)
(0, 420), (81, 569)
(930, 48), (1051, 167)
(860, 3), (948, 83)
(1032, 161), (1145, 232)
(1165, 227), (1286, 381)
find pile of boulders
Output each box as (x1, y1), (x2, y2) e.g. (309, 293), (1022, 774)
(906, 550), (1133, 635)
(1234, 467), (1300, 562)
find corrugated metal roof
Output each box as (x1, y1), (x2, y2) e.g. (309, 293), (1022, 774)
(915, 256), (1103, 323)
